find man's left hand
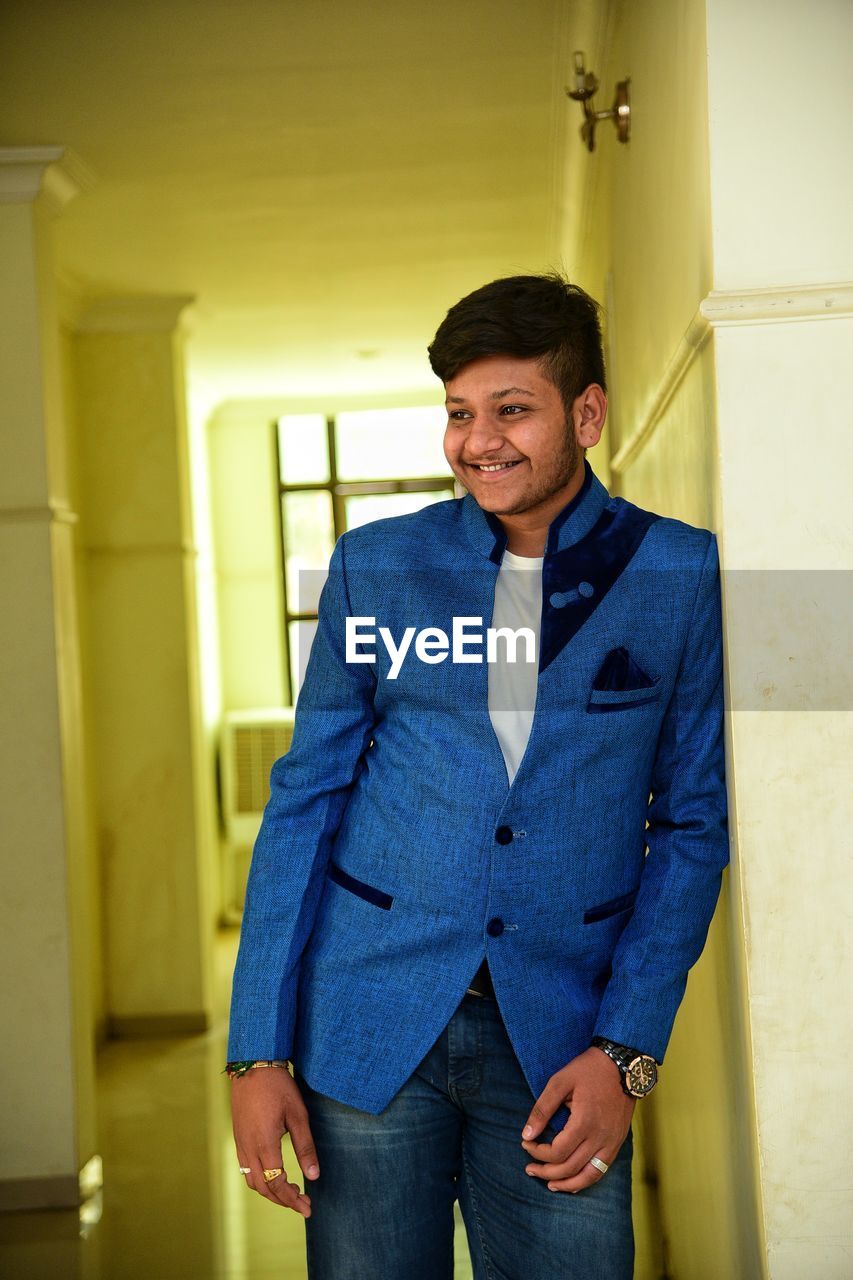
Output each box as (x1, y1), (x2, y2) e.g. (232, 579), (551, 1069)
(520, 1046), (636, 1193)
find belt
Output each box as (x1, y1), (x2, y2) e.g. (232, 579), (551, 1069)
(465, 957), (495, 998)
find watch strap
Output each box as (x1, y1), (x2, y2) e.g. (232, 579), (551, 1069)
(592, 1036), (640, 1071)
(591, 1036), (658, 1096)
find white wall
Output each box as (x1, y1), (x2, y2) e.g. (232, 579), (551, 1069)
(704, 1), (853, 1273)
(706, 0), (852, 291)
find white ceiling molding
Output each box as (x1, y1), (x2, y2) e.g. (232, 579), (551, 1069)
(73, 295), (197, 334)
(0, 501), (78, 526)
(0, 145), (94, 210)
(610, 281), (853, 476)
(700, 283), (853, 326)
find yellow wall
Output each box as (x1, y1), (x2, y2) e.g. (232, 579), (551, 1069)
(559, 1), (764, 1275)
(208, 402), (287, 712)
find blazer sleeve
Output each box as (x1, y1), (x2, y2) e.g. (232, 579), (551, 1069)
(226, 532), (377, 1062)
(592, 531), (729, 1063)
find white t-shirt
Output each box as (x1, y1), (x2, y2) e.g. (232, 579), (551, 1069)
(487, 548), (543, 785)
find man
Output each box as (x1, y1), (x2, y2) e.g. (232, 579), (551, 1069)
(226, 273), (728, 1278)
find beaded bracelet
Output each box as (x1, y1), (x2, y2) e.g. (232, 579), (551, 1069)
(223, 1059), (291, 1079)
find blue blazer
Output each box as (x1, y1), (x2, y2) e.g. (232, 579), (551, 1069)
(227, 461), (728, 1132)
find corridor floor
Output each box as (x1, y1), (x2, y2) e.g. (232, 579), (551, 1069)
(0, 927), (475, 1280)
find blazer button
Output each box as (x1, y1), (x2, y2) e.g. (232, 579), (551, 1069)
(495, 825), (513, 844)
(487, 917), (505, 937)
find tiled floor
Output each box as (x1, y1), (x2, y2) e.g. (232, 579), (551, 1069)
(0, 927), (475, 1279)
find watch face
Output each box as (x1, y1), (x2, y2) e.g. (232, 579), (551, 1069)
(625, 1054), (658, 1097)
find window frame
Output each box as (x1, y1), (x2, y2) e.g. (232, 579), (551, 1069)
(274, 412), (453, 705)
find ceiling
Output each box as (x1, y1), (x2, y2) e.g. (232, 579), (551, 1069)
(2, 0), (576, 406)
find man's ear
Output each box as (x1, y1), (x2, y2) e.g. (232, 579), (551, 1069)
(571, 384), (607, 449)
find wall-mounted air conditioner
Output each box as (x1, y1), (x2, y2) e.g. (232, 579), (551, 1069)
(218, 708), (296, 924)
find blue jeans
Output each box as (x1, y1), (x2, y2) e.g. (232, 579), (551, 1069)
(294, 990), (634, 1280)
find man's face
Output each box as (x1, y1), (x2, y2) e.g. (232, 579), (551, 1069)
(443, 354), (583, 518)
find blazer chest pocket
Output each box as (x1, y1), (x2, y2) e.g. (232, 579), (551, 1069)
(586, 683), (661, 713)
(583, 887), (639, 924)
(327, 860), (394, 910)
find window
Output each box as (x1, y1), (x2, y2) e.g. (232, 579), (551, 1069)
(275, 407), (455, 703)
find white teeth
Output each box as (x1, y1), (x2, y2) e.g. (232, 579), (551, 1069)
(474, 461), (519, 472)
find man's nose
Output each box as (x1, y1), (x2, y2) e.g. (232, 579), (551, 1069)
(463, 418), (507, 454)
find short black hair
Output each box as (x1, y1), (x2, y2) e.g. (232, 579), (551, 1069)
(428, 272), (606, 417)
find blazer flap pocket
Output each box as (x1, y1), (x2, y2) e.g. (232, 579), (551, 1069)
(587, 682), (661, 710)
(583, 886), (639, 923)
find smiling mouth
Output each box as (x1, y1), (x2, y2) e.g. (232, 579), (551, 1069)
(466, 460), (523, 473)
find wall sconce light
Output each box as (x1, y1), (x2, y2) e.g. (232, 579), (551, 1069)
(565, 51), (631, 152)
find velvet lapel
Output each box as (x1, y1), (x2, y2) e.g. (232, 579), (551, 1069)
(539, 502), (660, 672)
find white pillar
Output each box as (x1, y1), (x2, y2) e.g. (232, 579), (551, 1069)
(0, 147), (100, 1209)
(68, 294), (215, 1035)
(704, 2), (853, 1275)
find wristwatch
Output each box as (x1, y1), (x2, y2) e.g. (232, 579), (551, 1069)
(591, 1036), (659, 1097)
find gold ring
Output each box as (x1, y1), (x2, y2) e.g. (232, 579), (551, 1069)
(263, 1167), (284, 1182)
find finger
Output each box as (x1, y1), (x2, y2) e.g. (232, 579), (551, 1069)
(521, 1116), (584, 1163)
(260, 1143), (312, 1215)
(236, 1147), (253, 1182)
(520, 1130), (573, 1160)
(253, 1147), (312, 1216)
(525, 1137), (599, 1182)
(521, 1081), (570, 1140)
(245, 1155), (285, 1206)
(257, 1140), (288, 1204)
(546, 1146), (619, 1194)
(252, 1157), (311, 1215)
(286, 1107), (321, 1183)
(242, 1158), (272, 1202)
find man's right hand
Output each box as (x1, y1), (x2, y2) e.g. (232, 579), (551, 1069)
(230, 1067), (320, 1216)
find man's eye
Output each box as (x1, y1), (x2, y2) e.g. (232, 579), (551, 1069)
(447, 410), (470, 421)
(500, 405), (527, 415)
